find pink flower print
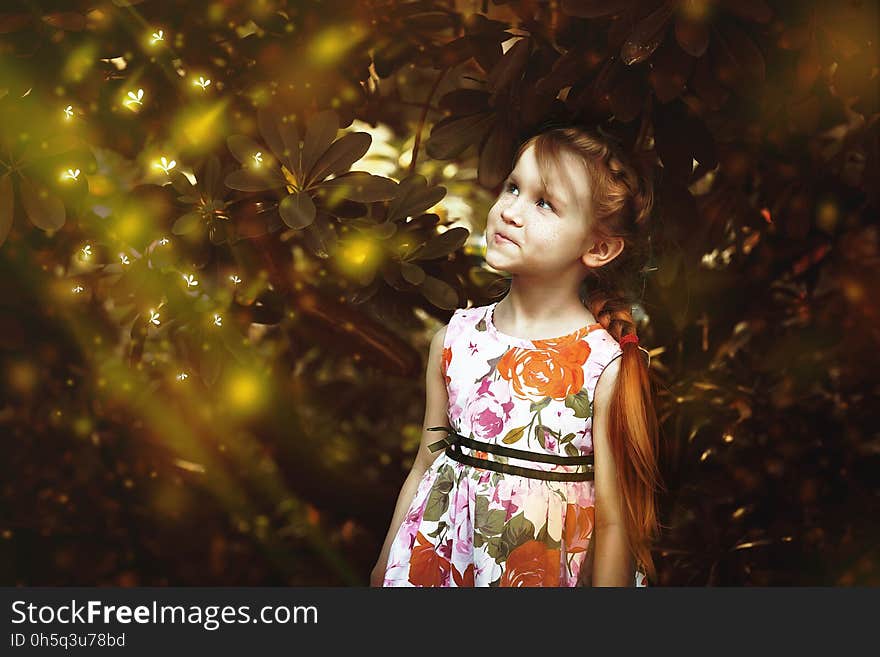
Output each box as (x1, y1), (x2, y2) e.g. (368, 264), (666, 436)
(491, 477), (524, 520)
(466, 378), (514, 440)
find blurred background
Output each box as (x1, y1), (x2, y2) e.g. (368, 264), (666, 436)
(0, 0), (877, 586)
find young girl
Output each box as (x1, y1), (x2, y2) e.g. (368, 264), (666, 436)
(371, 124), (663, 587)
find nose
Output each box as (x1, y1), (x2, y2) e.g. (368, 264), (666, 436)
(500, 197), (524, 225)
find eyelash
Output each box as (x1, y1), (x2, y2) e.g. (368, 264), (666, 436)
(505, 182), (555, 213)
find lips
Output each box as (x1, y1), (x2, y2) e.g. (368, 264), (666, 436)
(493, 231), (519, 246)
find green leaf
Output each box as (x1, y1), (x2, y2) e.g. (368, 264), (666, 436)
(564, 443), (581, 457)
(19, 177), (64, 231)
(278, 191), (316, 229)
(501, 425), (526, 444)
(224, 168), (286, 192)
(172, 211), (202, 235)
(529, 396), (551, 413)
(501, 512), (535, 550)
(565, 389), (591, 418)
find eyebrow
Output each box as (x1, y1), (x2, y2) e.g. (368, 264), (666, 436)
(507, 173), (569, 211)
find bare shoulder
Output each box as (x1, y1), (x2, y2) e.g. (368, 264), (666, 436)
(594, 354), (622, 411)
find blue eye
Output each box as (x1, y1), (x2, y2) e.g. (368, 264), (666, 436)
(505, 183), (554, 212)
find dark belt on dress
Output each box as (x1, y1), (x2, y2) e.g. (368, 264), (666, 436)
(426, 426), (594, 482)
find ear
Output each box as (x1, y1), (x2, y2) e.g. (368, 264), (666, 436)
(580, 235), (625, 269)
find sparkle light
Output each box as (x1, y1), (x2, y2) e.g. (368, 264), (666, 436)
(176, 372), (189, 381)
(182, 273), (198, 288)
(72, 285), (84, 294)
(123, 88), (144, 110)
(81, 244), (92, 259)
(150, 29), (165, 44)
(63, 105), (74, 120)
(149, 309), (161, 326)
(252, 152), (263, 167)
(158, 237), (170, 245)
(194, 76), (211, 90)
(213, 313), (222, 327)
(119, 253), (130, 265)
(229, 274), (241, 285)
(61, 168), (80, 181)
(154, 156), (176, 174)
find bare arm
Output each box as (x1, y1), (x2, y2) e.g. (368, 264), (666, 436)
(370, 323), (450, 585)
(590, 356), (636, 587)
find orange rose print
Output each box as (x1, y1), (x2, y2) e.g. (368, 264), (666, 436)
(441, 346), (452, 385)
(496, 332), (592, 399)
(452, 562), (475, 587)
(499, 540), (561, 587)
(408, 531), (451, 587)
(564, 504), (595, 554)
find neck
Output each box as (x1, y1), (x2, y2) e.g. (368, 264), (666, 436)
(495, 279), (596, 332)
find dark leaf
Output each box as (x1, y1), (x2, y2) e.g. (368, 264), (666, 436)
(278, 191), (316, 229)
(608, 65), (647, 121)
(224, 168), (286, 192)
(227, 134), (264, 165)
(675, 15), (710, 58)
(172, 211), (202, 235)
(649, 39), (695, 103)
(621, 1), (675, 66)
(426, 112), (494, 160)
(561, 0), (632, 18)
(277, 118), (302, 179)
(712, 22), (766, 90)
(400, 262), (426, 285)
(478, 123), (517, 189)
(301, 109), (339, 180)
(410, 226), (469, 261)
(418, 274), (459, 309)
(319, 171), (398, 203)
(19, 177), (64, 231)
(200, 154), (223, 197)
(302, 213), (337, 258)
(257, 107), (287, 165)
(0, 175), (12, 247)
(387, 175), (446, 222)
(718, 0), (772, 24)
(488, 37), (530, 94)
(168, 170), (193, 196)
(306, 132), (371, 187)
(438, 88), (491, 115)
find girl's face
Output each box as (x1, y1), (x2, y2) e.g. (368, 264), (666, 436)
(485, 144), (594, 279)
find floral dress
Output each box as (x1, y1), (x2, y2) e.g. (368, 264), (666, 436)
(382, 301), (648, 587)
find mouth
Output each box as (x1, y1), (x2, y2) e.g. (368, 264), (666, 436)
(492, 232), (518, 246)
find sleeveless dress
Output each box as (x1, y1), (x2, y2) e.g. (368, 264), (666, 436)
(382, 301), (649, 587)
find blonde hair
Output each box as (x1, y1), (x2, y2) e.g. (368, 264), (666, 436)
(510, 124), (666, 584)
